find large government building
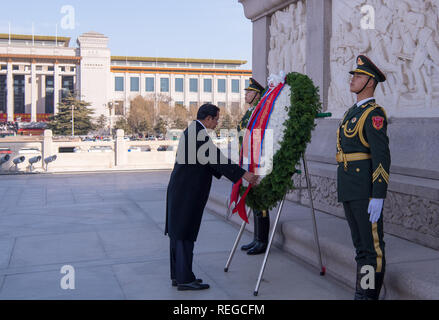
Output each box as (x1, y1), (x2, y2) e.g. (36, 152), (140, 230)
(0, 31), (251, 124)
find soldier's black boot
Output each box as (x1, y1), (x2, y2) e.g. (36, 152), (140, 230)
(375, 272), (385, 300)
(247, 215), (269, 255)
(354, 265), (366, 300)
(363, 272), (385, 300)
(241, 212), (258, 251)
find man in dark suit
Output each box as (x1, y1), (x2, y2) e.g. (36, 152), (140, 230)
(165, 103), (258, 291)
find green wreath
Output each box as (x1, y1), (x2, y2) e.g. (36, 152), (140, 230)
(240, 72), (322, 211)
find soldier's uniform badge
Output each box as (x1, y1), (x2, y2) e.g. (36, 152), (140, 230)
(372, 116), (384, 130)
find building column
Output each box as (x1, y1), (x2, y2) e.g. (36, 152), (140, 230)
(31, 61), (37, 122)
(183, 74), (188, 107)
(41, 74), (46, 114)
(53, 61), (59, 115)
(226, 75), (231, 111)
(74, 64), (80, 99)
(198, 74), (201, 104)
(6, 60), (13, 121)
(306, 0), (332, 111)
(240, 77), (245, 111)
(154, 73), (159, 115)
(212, 74), (217, 105)
(124, 72), (128, 115)
(252, 15), (271, 87)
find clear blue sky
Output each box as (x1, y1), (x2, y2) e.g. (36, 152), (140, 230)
(0, 0), (252, 68)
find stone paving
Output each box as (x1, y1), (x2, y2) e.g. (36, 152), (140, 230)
(0, 171), (351, 299)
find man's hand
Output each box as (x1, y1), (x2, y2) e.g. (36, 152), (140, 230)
(368, 198), (384, 223)
(243, 172), (259, 185)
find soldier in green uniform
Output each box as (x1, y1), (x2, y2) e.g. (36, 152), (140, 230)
(337, 55), (390, 300)
(238, 78), (270, 255)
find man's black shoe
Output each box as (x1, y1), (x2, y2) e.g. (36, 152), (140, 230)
(247, 241), (267, 255)
(177, 281), (210, 291)
(172, 278), (202, 287)
(241, 240), (257, 251)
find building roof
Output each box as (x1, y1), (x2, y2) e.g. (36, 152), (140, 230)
(79, 31), (107, 38)
(111, 56), (247, 65)
(0, 33), (70, 46)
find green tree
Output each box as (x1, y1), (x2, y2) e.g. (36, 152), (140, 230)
(95, 114), (107, 131)
(48, 94), (95, 135)
(173, 118), (187, 130)
(114, 116), (132, 135)
(219, 113), (233, 130)
(170, 104), (189, 129)
(154, 116), (168, 136)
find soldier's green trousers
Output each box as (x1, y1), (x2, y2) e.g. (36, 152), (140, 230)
(342, 199), (386, 274)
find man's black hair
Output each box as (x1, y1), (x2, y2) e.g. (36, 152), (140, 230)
(197, 103), (220, 120)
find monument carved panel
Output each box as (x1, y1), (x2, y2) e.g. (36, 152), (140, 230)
(328, 0), (439, 118)
(268, 0), (306, 76)
(287, 171), (439, 249)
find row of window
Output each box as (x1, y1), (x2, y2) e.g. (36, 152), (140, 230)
(174, 101), (237, 109)
(115, 77), (249, 94)
(0, 65), (75, 72)
(0, 75), (73, 114)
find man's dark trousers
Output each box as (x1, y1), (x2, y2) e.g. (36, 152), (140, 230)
(169, 237), (196, 284)
(342, 199), (385, 271)
(343, 199), (386, 299)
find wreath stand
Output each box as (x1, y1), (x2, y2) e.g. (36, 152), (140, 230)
(224, 112), (331, 296)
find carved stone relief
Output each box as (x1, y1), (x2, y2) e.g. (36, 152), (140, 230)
(287, 172), (439, 249)
(268, 0), (306, 76)
(328, 0), (439, 118)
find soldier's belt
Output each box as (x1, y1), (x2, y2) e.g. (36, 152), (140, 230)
(335, 152), (372, 171)
(336, 152), (371, 171)
(335, 152), (372, 162)
(336, 152), (371, 163)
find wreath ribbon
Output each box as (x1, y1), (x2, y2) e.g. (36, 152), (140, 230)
(229, 81), (285, 223)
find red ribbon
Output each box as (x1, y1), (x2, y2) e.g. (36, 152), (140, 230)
(229, 82), (284, 223)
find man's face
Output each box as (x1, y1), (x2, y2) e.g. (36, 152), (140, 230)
(205, 113), (220, 129)
(350, 73), (372, 93)
(245, 90), (259, 104)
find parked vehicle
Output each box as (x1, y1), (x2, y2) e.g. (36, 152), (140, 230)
(18, 148), (40, 154)
(157, 145), (173, 151)
(128, 146), (141, 152)
(128, 145), (152, 152)
(88, 146), (113, 153)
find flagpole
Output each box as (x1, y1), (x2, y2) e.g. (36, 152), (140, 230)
(8, 22), (11, 45)
(32, 22), (35, 46)
(55, 23), (58, 47)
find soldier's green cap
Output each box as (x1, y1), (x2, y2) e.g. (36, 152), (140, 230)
(349, 55), (386, 82)
(245, 78), (265, 93)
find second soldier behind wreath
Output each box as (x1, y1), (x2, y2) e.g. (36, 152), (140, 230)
(337, 55), (391, 300)
(238, 78), (270, 255)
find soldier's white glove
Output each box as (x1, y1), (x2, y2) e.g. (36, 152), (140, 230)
(368, 198), (384, 223)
